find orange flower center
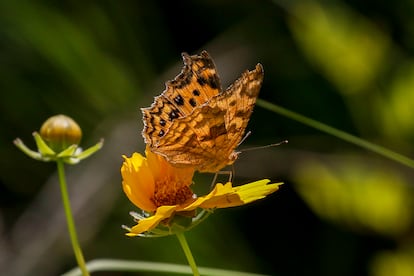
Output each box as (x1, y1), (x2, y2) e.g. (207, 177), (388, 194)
(152, 178), (194, 207)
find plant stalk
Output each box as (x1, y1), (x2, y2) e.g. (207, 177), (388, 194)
(257, 99), (414, 168)
(57, 160), (89, 276)
(176, 232), (199, 276)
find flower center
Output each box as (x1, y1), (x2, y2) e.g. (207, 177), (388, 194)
(152, 178), (194, 207)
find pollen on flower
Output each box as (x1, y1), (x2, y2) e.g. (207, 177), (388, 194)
(152, 179), (194, 207)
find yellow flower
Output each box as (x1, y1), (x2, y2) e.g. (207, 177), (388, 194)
(121, 147), (282, 237)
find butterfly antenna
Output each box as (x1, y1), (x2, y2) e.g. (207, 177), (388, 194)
(240, 140), (288, 152)
(238, 131), (252, 146)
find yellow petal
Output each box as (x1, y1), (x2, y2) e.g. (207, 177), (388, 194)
(145, 146), (164, 177)
(121, 153), (156, 212)
(179, 179), (282, 211)
(145, 145), (195, 186)
(233, 179), (282, 204)
(126, 205), (177, 236)
(196, 182), (245, 209)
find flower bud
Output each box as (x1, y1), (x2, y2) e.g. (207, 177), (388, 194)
(40, 114), (82, 153)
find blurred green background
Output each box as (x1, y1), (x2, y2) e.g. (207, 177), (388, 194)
(1, 0), (414, 275)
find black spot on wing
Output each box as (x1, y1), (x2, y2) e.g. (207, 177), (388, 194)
(168, 109), (181, 121)
(174, 94), (184, 106)
(208, 75), (220, 89)
(189, 98), (197, 107)
(197, 77), (207, 86)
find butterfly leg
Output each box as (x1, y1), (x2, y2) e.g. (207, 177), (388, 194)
(209, 165), (235, 189)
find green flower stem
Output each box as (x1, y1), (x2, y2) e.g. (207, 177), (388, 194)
(57, 160), (90, 276)
(176, 232), (199, 276)
(257, 99), (414, 169)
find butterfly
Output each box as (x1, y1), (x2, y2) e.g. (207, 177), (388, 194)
(142, 50), (263, 173)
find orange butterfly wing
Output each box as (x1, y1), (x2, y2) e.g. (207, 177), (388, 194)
(142, 51), (263, 172)
(142, 51), (221, 147)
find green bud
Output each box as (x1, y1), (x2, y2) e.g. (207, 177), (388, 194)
(14, 114), (103, 164)
(40, 114), (82, 153)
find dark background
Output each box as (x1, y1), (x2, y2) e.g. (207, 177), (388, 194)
(1, 1), (414, 275)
